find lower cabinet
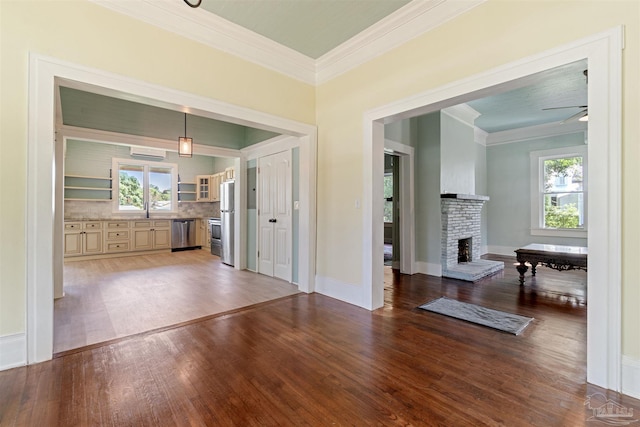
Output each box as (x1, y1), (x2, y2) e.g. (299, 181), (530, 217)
(104, 221), (130, 253)
(64, 219), (198, 259)
(64, 221), (103, 257)
(132, 220), (171, 251)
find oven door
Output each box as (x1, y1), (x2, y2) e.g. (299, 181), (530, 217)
(209, 219), (222, 256)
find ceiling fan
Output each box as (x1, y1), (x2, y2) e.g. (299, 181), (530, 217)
(542, 69), (588, 123)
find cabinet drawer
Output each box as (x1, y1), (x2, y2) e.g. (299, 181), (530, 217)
(153, 220), (171, 228)
(105, 241), (130, 252)
(133, 221), (152, 228)
(64, 222), (82, 230)
(105, 221), (129, 229)
(84, 221), (102, 230)
(106, 230), (130, 240)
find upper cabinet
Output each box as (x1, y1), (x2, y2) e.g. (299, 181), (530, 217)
(196, 169), (234, 202)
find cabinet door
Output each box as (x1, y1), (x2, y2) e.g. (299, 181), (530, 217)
(196, 175), (211, 201)
(132, 229), (153, 251)
(153, 228), (171, 249)
(83, 230), (103, 254)
(64, 232), (83, 256)
(210, 174), (221, 202)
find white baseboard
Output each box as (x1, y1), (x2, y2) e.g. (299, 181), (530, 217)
(622, 355), (640, 400)
(486, 245), (518, 257)
(416, 261), (442, 277)
(315, 275), (367, 309)
(0, 333), (26, 371)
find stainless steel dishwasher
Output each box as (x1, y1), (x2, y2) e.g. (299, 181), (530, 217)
(171, 219), (196, 251)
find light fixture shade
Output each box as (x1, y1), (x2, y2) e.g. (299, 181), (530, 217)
(178, 136), (193, 157)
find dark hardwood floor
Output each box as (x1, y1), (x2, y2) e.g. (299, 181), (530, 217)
(1, 255), (638, 426)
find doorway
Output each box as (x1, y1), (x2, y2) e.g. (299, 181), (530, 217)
(363, 28), (622, 390)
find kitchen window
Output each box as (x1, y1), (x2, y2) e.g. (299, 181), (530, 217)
(112, 158), (178, 214)
(529, 145), (587, 238)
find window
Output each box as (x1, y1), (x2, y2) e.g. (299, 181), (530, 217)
(113, 158), (178, 213)
(530, 145), (587, 237)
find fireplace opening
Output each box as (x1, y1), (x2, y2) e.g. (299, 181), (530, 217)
(458, 238), (471, 263)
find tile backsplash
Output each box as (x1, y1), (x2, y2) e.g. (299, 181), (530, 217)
(64, 200), (220, 220)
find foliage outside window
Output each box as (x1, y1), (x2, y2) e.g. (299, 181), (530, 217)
(543, 156), (583, 229)
(113, 158), (177, 213)
(384, 174), (393, 222)
(530, 145), (587, 237)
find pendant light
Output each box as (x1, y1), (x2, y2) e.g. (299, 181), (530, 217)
(178, 113), (193, 158)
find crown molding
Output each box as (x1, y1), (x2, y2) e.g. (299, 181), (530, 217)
(316, 0), (486, 84)
(90, 0), (317, 85)
(90, 0), (485, 86)
(485, 121), (588, 146)
(441, 103), (481, 127)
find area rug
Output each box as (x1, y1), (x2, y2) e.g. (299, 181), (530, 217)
(418, 297), (533, 335)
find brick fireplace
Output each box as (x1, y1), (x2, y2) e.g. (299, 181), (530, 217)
(441, 194), (504, 281)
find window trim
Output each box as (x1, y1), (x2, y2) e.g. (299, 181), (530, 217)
(529, 145), (588, 238)
(112, 157), (179, 214)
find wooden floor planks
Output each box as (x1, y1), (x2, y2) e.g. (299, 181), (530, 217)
(2, 254), (639, 425)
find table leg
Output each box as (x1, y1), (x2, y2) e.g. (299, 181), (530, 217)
(531, 262), (538, 276)
(516, 262), (528, 285)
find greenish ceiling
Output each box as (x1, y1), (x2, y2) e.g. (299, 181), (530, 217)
(200, 0), (411, 59)
(59, 87), (279, 150)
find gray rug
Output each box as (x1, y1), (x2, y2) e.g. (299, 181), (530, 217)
(418, 297), (533, 335)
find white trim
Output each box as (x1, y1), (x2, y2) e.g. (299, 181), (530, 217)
(315, 275), (366, 308)
(621, 355), (640, 400)
(441, 104), (481, 127)
(384, 139), (416, 275)
(363, 27), (623, 391)
(89, 0), (485, 85)
(316, 0), (486, 84)
(59, 125), (242, 159)
(241, 135), (300, 161)
(26, 53), (317, 365)
(529, 145), (588, 237)
(90, 0), (316, 85)
(474, 127), (488, 146)
(0, 333), (27, 371)
(486, 245), (519, 257)
(415, 261), (442, 277)
(486, 121), (588, 146)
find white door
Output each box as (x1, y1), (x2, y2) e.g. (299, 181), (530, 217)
(258, 150), (292, 281)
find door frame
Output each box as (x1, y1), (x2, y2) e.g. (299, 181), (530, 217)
(363, 27), (623, 391)
(26, 54), (317, 364)
(384, 139), (415, 275)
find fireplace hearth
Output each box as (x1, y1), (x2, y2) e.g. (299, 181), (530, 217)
(441, 194), (504, 281)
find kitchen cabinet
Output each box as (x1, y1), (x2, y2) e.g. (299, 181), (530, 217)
(210, 173), (223, 202)
(196, 175), (211, 201)
(104, 221), (130, 253)
(132, 220), (171, 250)
(224, 167), (235, 181)
(196, 219), (208, 248)
(64, 221), (103, 256)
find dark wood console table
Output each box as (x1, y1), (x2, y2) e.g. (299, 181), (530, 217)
(515, 243), (587, 285)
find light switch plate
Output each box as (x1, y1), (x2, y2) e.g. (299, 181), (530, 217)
(294, 201), (300, 210)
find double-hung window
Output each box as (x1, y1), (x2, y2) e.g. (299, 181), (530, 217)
(530, 145), (587, 238)
(112, 158), (178, 214)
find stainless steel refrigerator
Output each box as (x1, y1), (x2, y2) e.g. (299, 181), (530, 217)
(220, 180), (235, 266)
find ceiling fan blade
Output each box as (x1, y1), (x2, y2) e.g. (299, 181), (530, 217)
(542, 105), (588, 110)
(561, 109), (588, 123)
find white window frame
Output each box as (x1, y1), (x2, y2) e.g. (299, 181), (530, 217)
(530, 145), (587, 238)
(112, 157), (179, 214)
